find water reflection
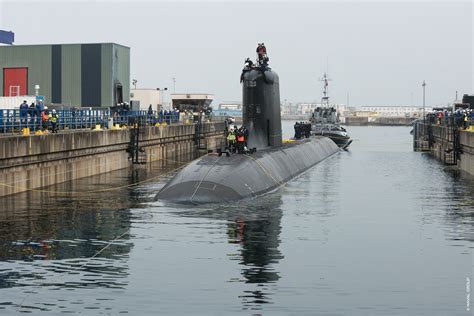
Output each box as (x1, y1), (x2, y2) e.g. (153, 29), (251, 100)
(416, 155), (474, 242)
(173, 194), (284, 309)
(0, 168), (154, 313)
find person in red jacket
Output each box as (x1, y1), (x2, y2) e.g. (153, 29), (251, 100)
(256, 43), (267, 64)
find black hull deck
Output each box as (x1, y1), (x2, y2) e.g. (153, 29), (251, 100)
(156, 137), (339, 204)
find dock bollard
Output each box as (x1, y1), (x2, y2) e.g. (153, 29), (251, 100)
(22, 127), (30, 136)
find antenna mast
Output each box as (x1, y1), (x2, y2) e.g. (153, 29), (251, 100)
(319, 72), (331, 107)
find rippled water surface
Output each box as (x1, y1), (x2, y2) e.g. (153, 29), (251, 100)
(0, 125), (472, 315)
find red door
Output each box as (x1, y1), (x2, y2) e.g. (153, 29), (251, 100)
(3, 68), (28, 96)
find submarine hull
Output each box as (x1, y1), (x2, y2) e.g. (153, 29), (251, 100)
(157, 137), (339, 204)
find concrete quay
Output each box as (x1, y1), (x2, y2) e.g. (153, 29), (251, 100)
(413, 122), (474, 175)
(344, 116), (415, 126)
(0, 122), (226, 197)
(280, 115), (416, 126)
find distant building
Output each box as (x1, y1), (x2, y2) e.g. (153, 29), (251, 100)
(360, 106), (433, 117)
(130, 89), (162, 111)
(461, 94), (474, 109)
(170, 93), (213, 112)
(298, 103), (318, 114)
(219, 101), (241, 110)
(280, 101), (296, 115)
(281, 102), (349, 116)
(0, 43), (130, 107)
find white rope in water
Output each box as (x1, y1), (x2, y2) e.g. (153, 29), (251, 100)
(16, 229), (130, 314)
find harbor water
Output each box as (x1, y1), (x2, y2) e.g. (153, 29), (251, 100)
(0, 125), (472, 315)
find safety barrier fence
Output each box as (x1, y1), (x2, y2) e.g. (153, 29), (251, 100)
(0, 109), (220, 133)
(424, 113), (473, 130)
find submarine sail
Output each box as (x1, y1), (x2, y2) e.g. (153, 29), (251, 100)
(242, 68), (282, 148)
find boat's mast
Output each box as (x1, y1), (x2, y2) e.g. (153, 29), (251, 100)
(320, 72), (331, 107)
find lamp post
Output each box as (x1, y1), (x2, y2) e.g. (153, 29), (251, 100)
(157, 87), (168, 110)
(172, 77), (176, 93)
(132, 79), (137, 89)
(422, 80), (426, 123)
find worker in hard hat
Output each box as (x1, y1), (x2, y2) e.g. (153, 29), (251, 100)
(49, 109), (59, 133)
(227, 126), (236, 153)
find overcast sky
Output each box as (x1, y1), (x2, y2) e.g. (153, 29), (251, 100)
(0, 0), (472, 107)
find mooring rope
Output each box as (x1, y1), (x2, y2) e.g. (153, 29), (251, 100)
(0, 157), (192, 195)
(189, 155), (222, 203)
(15, 229), (131, 314)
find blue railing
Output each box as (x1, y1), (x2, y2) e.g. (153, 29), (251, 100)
(0, 109), (188, 133)
(425, 112), (473, 130)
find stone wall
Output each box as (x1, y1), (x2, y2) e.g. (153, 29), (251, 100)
(413, 122), (474, 175)
(0, 122), (226, 197)
(345, 117), (415, 126)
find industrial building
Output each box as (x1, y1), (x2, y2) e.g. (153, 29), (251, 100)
(171, 93), (213, 112)
(218, 101), (241, 110)
(0, 43), (130, 108)
(360, 106), (432, 117)
(130, 88), (163, 111)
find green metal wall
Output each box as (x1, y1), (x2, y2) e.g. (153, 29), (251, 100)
(115, 44), (130, 104)
(101, 44), (113, 107)
(101, 43), (130, 107)
(0, 45), (53, 101)
(61, 45), (82, 106)
(0, 43), (130, 108)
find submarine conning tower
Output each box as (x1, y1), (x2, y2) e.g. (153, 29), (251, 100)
(241, 53), (282, 149)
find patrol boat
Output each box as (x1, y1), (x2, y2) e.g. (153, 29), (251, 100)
(156, 45), (340, 204)
(310, 73), (352, 149)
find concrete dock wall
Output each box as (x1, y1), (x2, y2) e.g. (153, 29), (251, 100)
(345, 117), (415, 126)
(0, 122), (226, 197)
(413, 122), (474, 175)
(458, 130), (474, 175)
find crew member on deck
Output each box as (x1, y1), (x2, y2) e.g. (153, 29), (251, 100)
(227, 127), (236, 153)
(256, 43), (267, 64)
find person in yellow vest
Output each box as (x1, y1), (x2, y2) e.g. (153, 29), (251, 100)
(227, 127), (236, 153)
(49, 109), (59, 133)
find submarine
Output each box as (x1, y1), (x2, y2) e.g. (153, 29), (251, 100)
(156, 45), (340, 204)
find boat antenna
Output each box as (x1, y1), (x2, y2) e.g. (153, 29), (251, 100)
(319, 72), (331, 107)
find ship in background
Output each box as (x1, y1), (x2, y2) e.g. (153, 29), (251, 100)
(310, 73), (352, 149)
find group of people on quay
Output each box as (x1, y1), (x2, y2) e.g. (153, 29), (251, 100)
(294, 121), (312, 139)
(426, 108), (473, 129)
(147, 105), (213, 125)
(11, 99), (217, 134)
(19, 99), (59, 133)
(148, 105), (181, 124)
(226, 124), (249, 154)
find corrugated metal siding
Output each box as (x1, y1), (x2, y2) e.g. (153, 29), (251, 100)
(61, 45), (82, 106)
(81, 44), (102, 107)
(0, 45), (52, 101)
(51, 45), (62, 102)
(117, 45), (130, 104)
(101, 43), (113, 107)
(114, 45), (130, 104)
(102, 44), (130, 107)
